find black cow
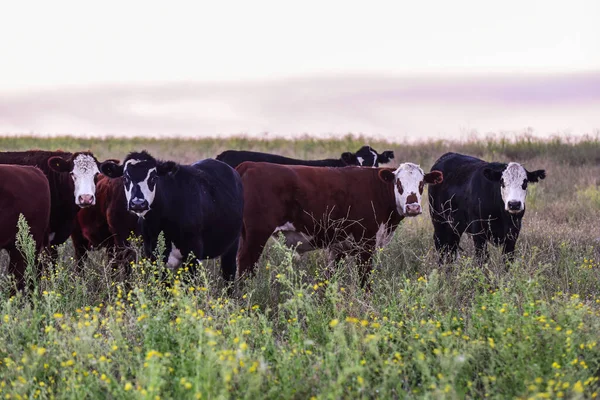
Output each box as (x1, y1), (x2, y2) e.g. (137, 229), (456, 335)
(216, 145), (394, 169)
(428, 152), (546, 264)
(100, 151), (244, 282)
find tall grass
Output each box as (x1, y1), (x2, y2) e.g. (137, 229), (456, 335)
(0, 135), (599, 398)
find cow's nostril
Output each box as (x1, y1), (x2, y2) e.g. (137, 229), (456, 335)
(78, 194), (94, 204)
(508, 201), (522, 210)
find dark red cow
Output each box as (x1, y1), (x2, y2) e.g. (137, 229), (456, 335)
(0, 165), (51, 289)
(71, 174), (139, 262)
(236, 162), (443, 285)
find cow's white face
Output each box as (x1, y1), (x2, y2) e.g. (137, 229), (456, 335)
(483, 162), (546, 214)
(48, 152), (102, 208)
(100, 151), (178, 218)
(379, 163), (443, 216)
(500, 163), (528, 214)
(71, 154), (100, 207)
(122, 159), (158, 218)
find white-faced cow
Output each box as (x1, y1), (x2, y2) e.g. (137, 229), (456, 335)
(428, 152), (546, 264)
(0, 150), (115, 247)
(236, 162), (443, 286)
(216, 145), (395, 169)
(100, 151), (244, 282)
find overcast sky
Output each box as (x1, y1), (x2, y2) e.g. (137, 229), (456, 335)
(1, 0), (599, 139)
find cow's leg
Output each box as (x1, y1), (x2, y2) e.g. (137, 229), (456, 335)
(433, 223), (460, 264)
(70, 220), (90, 272)
(357, 249), (374, 290)
(502, 238), (517, 268)
(220, 237), (239, 283)
(237, 224), (273, 277)
(7, 246), (27, 292)
(473, 235), (489, 265)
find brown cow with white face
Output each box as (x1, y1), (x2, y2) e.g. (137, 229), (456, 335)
(0, 150), (116, 247)
(236, 162), (443, 286)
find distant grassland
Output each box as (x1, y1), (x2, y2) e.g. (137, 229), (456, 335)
(0, 134), (599, 399)
(1, 133), (599, 166)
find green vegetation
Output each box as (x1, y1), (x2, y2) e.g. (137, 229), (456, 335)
(0, 135), (599, 399)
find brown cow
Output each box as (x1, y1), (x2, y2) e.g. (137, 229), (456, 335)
(0, 150), (115, 247)
(71, 174), (139, 263)
(0, 165), (51, 289)
(236, 162), (443, 285)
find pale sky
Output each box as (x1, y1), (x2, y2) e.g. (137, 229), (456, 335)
(1, 0), (599, 91)
(1, 0), (599, 140)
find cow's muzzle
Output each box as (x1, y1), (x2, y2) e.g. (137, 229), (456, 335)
(405, 203), (422, 216)
(129, 198), (149, 213)
(507, 200), (523, 214)
(77, 194), (95, 208)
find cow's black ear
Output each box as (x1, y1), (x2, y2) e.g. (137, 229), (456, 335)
(100, 161), (124, 178)
(341, 152), (357, 165)
(157, 161), (178, 176)
(527, 169), (546, 182)
(378, 169), (395, 183)
(424, 170), (443, 185)
(97, 158), (120, 169)
(483, 168), (503, 182)
(377, 150), (395, 164)
(47, 156), (71, 173)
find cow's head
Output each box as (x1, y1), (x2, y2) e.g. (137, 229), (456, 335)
(100, 151), (177, 217)
(379, 163), (443, 216)
(483, 162), (546, 214)
(47, 152), (117, 208)
(341, 145), (395, 167)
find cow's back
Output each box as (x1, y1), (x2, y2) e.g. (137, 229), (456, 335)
(0, 165), (51, 248)
(191, 159), (244, 222)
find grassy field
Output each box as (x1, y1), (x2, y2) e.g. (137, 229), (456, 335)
(0, 134), (599, 399)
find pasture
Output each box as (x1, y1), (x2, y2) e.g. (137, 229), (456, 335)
(0, 134), (599, 399)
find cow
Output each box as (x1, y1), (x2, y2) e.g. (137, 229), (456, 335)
(428, 152), (546, 265)
(0, 165), (51, 289)
(236, 162), (443, 286)
(71, 174), (139, 264)
(0, 151), (114, 247)
(216, 145), (395, 169)
(100, 151), (244, 282)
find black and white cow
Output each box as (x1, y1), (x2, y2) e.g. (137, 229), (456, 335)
(216, 145), (395, 169)
(428, 152), (546, 264)
(100, 151), (244, 282)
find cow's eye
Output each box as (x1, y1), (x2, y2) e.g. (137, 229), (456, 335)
(149, 176), (157, 185)
(500, 179), (505, 188)
(522, 180), (528, 190)
(419, 181), (424, 193)
(70, 172), (76, 181)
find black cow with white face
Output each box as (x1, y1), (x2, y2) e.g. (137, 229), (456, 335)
(428, 152), (546, 264)
(100, 151), (244, 282)
(216, 145), (395, 169)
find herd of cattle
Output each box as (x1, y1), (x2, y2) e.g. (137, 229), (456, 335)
(0, 145), (546, 290)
